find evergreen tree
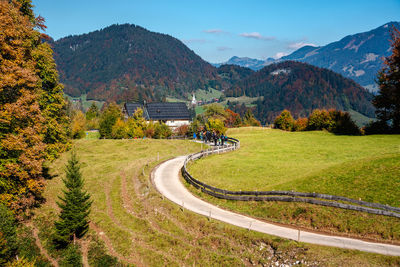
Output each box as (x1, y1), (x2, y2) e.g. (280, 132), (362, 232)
(372, 26), (400, 133)
(85, 102), (99, 120)
(55, 152), (92, 247)
(243, 109), (261, 126)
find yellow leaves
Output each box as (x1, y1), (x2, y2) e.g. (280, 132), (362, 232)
(70, 111), (86, 139)
(0, 0), (68, 213)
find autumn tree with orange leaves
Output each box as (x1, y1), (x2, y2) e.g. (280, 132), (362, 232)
(0, 0), (69, 217)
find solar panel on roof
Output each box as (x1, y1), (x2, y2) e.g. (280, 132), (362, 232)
(124, 102), (191, 121)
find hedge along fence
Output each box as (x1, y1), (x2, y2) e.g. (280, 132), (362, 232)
(182, 138), (400, 219)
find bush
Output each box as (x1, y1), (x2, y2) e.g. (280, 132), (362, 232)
(0, 204), (17, 265)
(242, 109), (261, 126)
(206, 118), (227, 134)
(307, 109), (333, 130)
(99, 102), (122, 139)
(364, 120), (391, 135)
(329, 110), (361, 135)
(111, 118), (127, 139)
(125, 117), (145, 138)
(6, 256), (35, 267)
(294, 117), (308, 131)
(154, 122), (172, 139)
(274, 110), (295, 131)
(15, 226), (50, 266)
(144, 122), (155, 138)
(174, 124), (189, 137)
(70, 111), (86, 139)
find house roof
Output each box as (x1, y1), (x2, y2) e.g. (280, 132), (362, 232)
(125, 102), (191, 121)
(124, 103), (143, 116)
(146, 102), (191, 120)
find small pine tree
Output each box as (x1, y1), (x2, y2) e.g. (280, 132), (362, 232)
(54, 152), (92, 247)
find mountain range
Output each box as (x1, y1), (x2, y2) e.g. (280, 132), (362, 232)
(51, 23), (377, 123)
(51, 24), (220, 102)
(225, 61), (374, 122)
(216, 21), (399, 92)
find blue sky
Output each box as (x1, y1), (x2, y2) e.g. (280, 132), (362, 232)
(33, 0), (400, 63)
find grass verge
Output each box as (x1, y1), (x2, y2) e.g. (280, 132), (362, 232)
(30, 137), (400, 266)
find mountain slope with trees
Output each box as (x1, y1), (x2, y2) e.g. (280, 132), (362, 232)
(52, 24), (220, 102)
(214, 22), (400, 92)
(225, 61), (375, 122)
(282, 22), (400, 91)
(217, 64), (254, 84)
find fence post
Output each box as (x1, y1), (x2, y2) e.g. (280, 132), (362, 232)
(298, 229), (300, 241)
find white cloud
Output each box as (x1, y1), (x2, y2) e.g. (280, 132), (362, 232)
(239, 32), (275, 41)
(274, 52), (288, 59)
(288, 42), (317, 50)
(217, 46), (232, 51)
(203, 29), (227, 35)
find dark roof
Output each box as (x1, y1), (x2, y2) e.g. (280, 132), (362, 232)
(146, 102), (191, 120)
(124, 103), (149, 119)
(125, 102), (191, 121)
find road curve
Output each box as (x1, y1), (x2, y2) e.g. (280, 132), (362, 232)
(152, 156), (400, 256)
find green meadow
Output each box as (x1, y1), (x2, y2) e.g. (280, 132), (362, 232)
(188, 127), (400, 242)
(32, 138), (400, 265)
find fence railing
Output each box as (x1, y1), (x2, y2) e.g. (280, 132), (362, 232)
(181, 138), (400, 218)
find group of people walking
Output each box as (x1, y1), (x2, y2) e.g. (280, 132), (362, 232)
(193, 130), (228, 146)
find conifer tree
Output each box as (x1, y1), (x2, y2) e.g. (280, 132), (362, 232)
(373, 26), (400, 133)
(55, 152), (91, 247)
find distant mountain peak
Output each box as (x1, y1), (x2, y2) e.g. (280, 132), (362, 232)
(214, 21), (399, 92)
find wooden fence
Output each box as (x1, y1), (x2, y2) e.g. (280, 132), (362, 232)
(181, 138), (400, 218)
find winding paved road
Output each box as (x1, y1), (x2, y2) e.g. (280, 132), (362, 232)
(152, 155), (400, 256)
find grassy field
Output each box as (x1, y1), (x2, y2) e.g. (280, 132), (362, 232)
(31, 138), (400, 266)
(84, 130), (100, 139)
(195, 88), (223, 102)
(221, 95), (262, 108)
(188, 127), (400, 242)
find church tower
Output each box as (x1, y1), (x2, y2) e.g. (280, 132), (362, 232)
(191, 93), (197, 106)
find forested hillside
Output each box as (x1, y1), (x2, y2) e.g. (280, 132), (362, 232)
(226, 61), (375, 122)
(282, 22), (400, 91)
(52, 24), (220, 102)
(51, 23), (377, 124)
(217, 64), (254, 83)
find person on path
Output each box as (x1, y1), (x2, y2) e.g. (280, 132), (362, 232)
(200, 131), (203, 142)
(213, 131), (217, 146)
(221, 133), (225, 146)
(193, 132), (197, 140)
